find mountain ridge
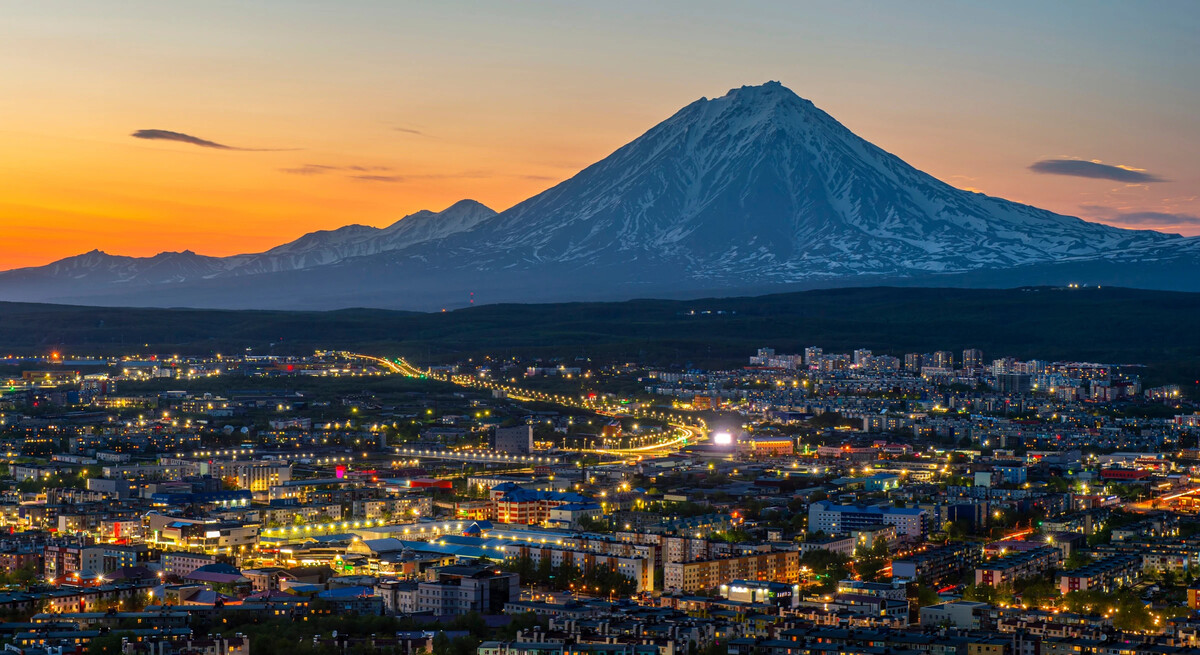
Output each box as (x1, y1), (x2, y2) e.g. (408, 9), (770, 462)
(0, 199), (498, 296)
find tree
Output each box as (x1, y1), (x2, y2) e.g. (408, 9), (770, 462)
(500, 612), (546, 640)
(86, 632), (135, 655)
(911, 585), (941, 608)
(577, 516), (610, 533)
(447, 612), (488, 639)
(535, 554), (552, 585)
(962, 583), (1012, 605)
(799, 549), (851, 591)
(1063, 553), (1093, 570)
(715, 529), (752, 543)
(945, 519), (973, 541)
(0, 563), (38, 588)
(431, 632), (452, 655)
(1110, 591), (1154, 632)
(696, 642), (726, 655)
(555, 561), (579, 590)
(1017, 577), (1059, 609)
(1060, 589), (1108, 614)
(855, 538), (890, 583)
(1045, 477), (1071, 493)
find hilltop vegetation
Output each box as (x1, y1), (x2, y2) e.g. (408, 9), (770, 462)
(1, 286), (1198, 388)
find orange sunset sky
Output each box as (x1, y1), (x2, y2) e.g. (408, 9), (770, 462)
(2, 1), (1198, 270)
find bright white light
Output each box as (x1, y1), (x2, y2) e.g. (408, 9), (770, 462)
(714, 432), (733, 445)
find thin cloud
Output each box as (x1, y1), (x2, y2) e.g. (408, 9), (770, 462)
(346, 171), (491, 183)
(280, 164), (392, 175)
(395, 127), (425, 136)
(281, 167), (558, 184)
(1115, 211), (1200, 227)
(1080, 204), (1200, 230)
(1029, 158), (1166, 183)
(132, 129), (294, 151)
(350, 174), (404, 183)
(280, 164), (335, 175)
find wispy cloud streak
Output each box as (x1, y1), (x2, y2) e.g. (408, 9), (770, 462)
(132, 129), (294, 151)
(1029, 158), (1166, 183)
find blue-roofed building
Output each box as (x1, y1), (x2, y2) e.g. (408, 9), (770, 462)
(492, 486), (592, 525)
(316, 585), (383, 615)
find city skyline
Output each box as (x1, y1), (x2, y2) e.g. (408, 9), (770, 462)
(5, 4), (1200, 652)
(3, 1), (1199, 269)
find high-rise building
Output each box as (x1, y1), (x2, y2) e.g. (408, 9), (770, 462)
(853, 349), (873, 366)
(804, 347), (823, 366)
(493, 425), (533, 454)
(996, 373), (1032, 394)
(750, 348), (775, 365)
(904, 354), (923, 373)
(962, 349), (983, 370)
(932, 351), (954, 369)
(235, 463), (291, 492)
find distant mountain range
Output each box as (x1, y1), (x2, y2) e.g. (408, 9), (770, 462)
(0, 199), (496, 294)
(4, 81), (1198, 309)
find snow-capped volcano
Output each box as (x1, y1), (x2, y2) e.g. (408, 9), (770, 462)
(423, 81), (1170, 281)
(0, 82), (1194, 309)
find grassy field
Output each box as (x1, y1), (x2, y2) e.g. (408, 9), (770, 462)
(1, 286), (1198, 387)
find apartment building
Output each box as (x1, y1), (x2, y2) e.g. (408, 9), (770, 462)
(1057, 555), (1140, 594)
(892, 542), (980, 585)
(491, 484), (590, 525)
(807, 501), (928, 541)
(663, 550), (799, 593)
(975, 546), (1061, 587)
(235, 463), (292, 492)
(415, 565), (519, 615)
